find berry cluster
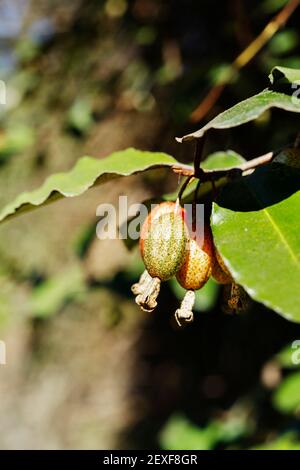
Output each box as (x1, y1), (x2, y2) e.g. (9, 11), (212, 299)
(132, 201), (248, 326)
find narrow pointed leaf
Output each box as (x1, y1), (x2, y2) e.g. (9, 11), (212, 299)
(178, 67), (300, 142)
(0, 148), (177, 224)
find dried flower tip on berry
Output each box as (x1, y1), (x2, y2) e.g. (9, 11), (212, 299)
(135, 276), (161, 312)
(131, 269), (152, 296)
(222, 283), (250, 314)
(174, 289), (195, 327)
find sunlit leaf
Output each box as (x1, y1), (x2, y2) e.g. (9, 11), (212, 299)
(0, 148), (177, 224)
(253, 432), (300, 450)
(159, 414), (219, 450)
(268, 31), (299, 56)
(273, 372), (300, 414)
(276, 342), (300, 369)
(211, 164), (300, 322)
(178, 67), (300, 142)
(270, 65), (300, 85)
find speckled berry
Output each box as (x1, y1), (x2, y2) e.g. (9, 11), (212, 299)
(140, 201), (185, 256)
(211, 248), (233, 284)
(133, 202), (187, 313)
(142, 211), (188, 281)
(176, 224), (213, 290)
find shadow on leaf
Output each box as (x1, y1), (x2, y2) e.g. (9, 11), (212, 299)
(216, 164), (300, 212)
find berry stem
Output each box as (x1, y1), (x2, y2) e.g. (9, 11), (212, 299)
(178, 175), (194, 203)
(172, 151), (274, 181)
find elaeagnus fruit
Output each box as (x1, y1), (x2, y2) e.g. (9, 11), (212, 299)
(132, 201), (188, 313)
(174, 223), (213, 326)
(176, 224), (213, 290)
(211, 247), (251, 314)
(211, 247), (233, 285)
(139, 201), (185, 256)
(142, 211), (188, 279)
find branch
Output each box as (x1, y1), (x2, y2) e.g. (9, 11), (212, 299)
(172, 151), (274, 181)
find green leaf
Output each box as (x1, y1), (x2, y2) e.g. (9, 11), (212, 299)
(276, 343), (300, 369)
(178, 90), (300, 142)
(160, 408), (251, 450)
(159, 414), (219, 450)
(270, 65), (300, 85)
(273, 372), (300, 414)
(0, 126), (35, 161)
(30, 265), (86, 318)
(67, 98), (94, 133)
(0, 148), (177, 224)
(73, 221), (97, 258)
(202, 150), (245, 170)
(211, 165), (300, 322)
(268, 31), (299, 57)
(260, 0), (290, 15)
(195, 150), (246, 200)
(178, 67), (300, 142)
(253, 433), (300, 450)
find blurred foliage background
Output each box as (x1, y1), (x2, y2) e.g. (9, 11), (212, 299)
(0, 0), (300, 450)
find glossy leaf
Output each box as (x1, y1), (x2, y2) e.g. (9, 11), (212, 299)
(269, 66), (300, 85)
(202, 150), (245, 170)
(178, 67), (300, 142)
(211, 164), (300, 322)
(178, 90), (300, 142)
(0, 148), (177, 224)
